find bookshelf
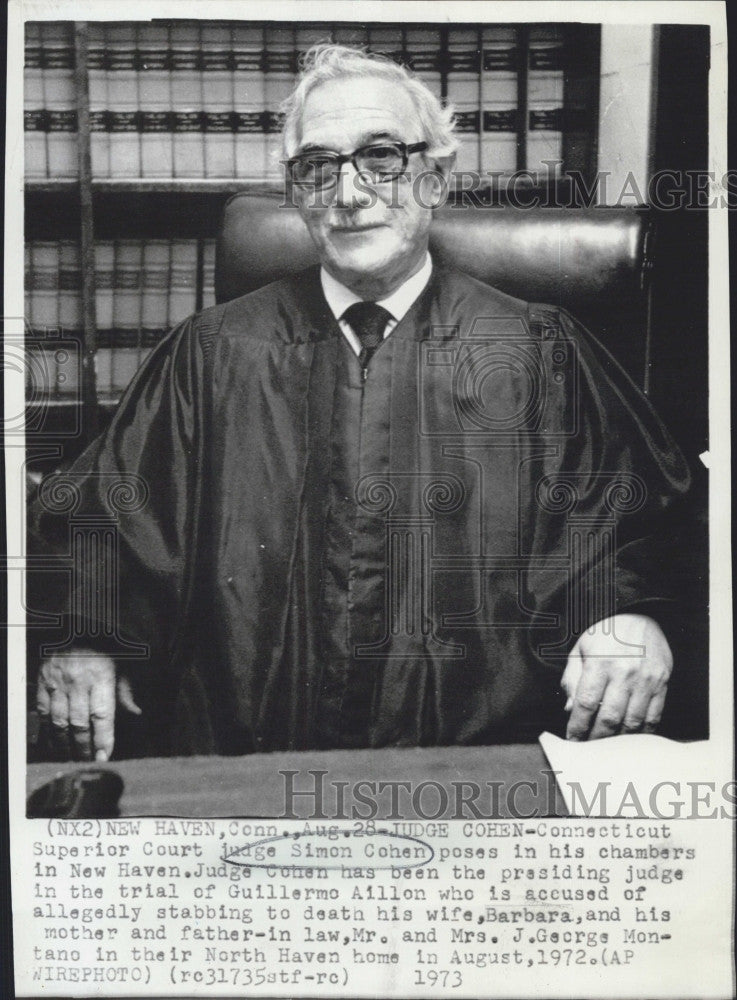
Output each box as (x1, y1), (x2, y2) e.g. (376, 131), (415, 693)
(24, 19), (601, 461)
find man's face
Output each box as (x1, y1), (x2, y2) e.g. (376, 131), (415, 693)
(292, 75), (445, 295)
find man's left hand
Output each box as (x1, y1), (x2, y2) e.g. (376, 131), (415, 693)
(561, 614), (673, 740)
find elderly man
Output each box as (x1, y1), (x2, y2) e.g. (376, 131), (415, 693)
(31, 44), (691, 762)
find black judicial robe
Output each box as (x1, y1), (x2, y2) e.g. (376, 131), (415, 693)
(29, 265), (693, 755)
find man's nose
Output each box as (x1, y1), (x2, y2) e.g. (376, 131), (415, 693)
(333, 159), (374, 208)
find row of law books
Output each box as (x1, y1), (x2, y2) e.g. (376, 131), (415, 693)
(24, 21), (569, 182)
(25, 239), (215, 401)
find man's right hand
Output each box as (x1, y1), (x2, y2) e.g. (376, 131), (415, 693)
(36, 651), (141, 761)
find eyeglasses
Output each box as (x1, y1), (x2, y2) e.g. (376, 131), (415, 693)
(286, 141), (429, 190)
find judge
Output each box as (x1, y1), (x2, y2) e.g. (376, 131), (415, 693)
(31, 44), (693, 761)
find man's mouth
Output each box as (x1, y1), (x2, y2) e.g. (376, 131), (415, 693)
(330, 223), (386, 234)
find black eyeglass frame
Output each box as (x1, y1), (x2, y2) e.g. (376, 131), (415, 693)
(285, 141), (429, 189)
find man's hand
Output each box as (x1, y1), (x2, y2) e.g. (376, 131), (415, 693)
(561, 614), (673, 741)
(36, 651), (141, 761)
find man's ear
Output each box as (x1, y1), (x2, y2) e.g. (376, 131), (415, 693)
(419, 153), (456, 209)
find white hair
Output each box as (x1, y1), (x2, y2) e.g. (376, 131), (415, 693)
(280, 43), (459, 161)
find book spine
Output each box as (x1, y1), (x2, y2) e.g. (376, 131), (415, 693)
(24, 22), (47, 178)
(41, 22), (78, 178)
(24, 242), (32, 327)
(333, 24), (369, 48)
(202, 23), (236, 179)
(88, 23), (109, 179)
(54, 241), (82, 397)
(24, 336), (54, 402)
(202, 240), (216, 309)
(111, 240), (144, 395)
(27, 242), (59, 399)
(233, 25), (267, 179)
(58, 241), (83, 331)
(404, 27), (442, 101)
(138, 25), (173, 179)
(29, 242), (59, 331)
(171, 23), (204, 179)
(94, 242), (115, 398)
(481, 26), (518, 178)
(107, 24), (141, 178)
(142, 240), (171, 341)
(168, 240), (198, 326)
(446, 28), (481, 174)
(295, 25), (330, 67)
(264, 27), (295, 180)
(23, 244), (43, 397)
(527, 26), (564, 179)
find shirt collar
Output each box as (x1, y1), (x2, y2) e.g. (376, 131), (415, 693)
(320, 252), (433, 323)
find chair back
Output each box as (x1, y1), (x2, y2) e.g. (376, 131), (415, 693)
(216, 192), (654, 387)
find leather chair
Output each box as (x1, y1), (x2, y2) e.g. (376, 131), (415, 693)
(216, 191), (655, 390)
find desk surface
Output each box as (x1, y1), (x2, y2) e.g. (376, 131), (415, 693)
(27, 744), (565, 818)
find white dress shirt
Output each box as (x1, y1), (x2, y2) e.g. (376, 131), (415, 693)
(320, 253), (433, 355)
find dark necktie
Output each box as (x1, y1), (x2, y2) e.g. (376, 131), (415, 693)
(342, 301), (392, 372)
